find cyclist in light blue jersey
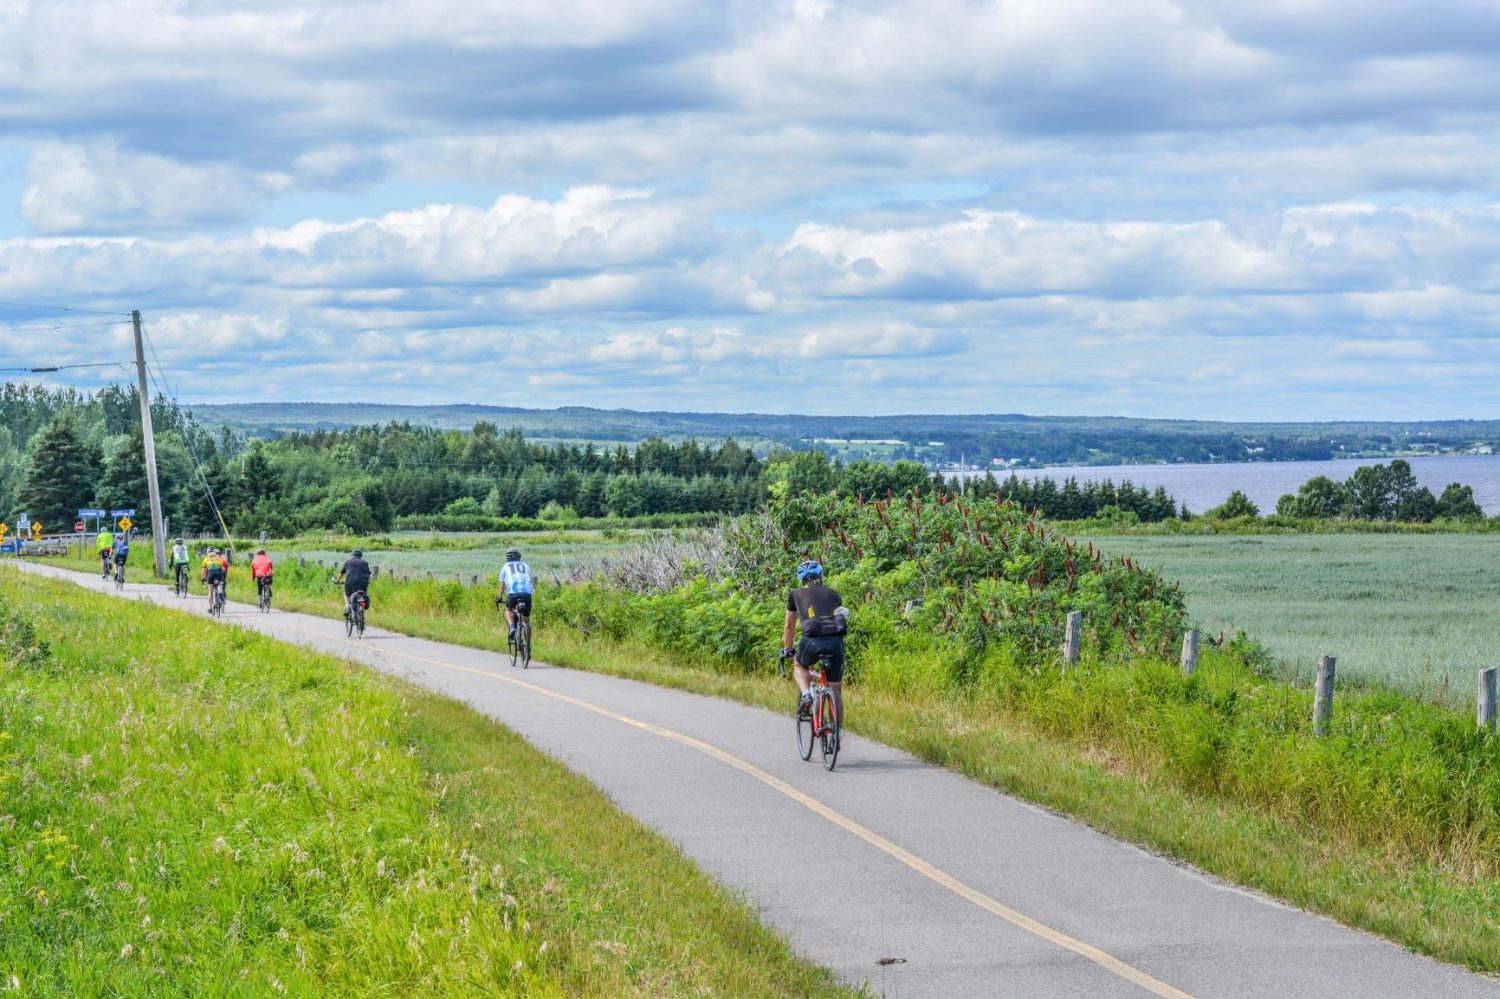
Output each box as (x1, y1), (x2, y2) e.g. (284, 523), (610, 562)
(496, 548), (534, 640)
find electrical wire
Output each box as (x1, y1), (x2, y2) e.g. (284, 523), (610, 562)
(0, 360), (133, 374)
(1, 319), (132, 333)
(139, 321), (232, 543)
(0, 300), (131, 317)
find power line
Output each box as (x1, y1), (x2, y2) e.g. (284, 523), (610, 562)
(139, 321), (230, 541)
(2, 319), (132, 333)
(0, 300), (132, 317)
(0, 360), (133, 374)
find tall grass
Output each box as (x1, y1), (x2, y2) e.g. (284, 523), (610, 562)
(0, 569), (853, 997)
(1085, 533), (1500, 698)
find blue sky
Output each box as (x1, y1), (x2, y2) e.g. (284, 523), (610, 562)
(2, 0), (1499, 420)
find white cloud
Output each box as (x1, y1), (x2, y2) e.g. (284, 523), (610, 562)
(3, 1), (1500, 417)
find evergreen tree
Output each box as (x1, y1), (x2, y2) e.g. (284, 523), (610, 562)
(17, 413), (104, 529)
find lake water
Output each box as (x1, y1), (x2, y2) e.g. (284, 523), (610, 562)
(968, 454), (1500, 515)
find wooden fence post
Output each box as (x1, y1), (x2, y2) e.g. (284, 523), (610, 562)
(372, 565), (380, 579)
(1313, 655), (1336, 737)
(1181, 629), (1199, 676)
(470, 574), (479, 587)
(1062, 611), (1082, 668)
(299, 557), (305, 568)
(1479, 667), (1497, 733)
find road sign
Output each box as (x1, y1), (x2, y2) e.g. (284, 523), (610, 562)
(118, 516), (134, 532)
(110, 508), (136, 518)
(0, 522), (7, 536)
(78, 508), (105, 518)
(75, 521), (86, 533)
(30, 522), (42, 539)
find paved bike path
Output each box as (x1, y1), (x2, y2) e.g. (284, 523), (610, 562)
(15, 560), (1499, 999)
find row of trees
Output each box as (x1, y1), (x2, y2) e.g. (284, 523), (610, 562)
(4, 383), (1489, 538)
(1273, 461), (1484, 522)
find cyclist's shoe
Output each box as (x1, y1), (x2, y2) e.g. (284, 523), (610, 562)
(796, 693), (813, 719)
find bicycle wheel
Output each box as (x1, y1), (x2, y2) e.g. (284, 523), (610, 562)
(345, 608), (354, 637)
(520, 618), (531, 668)
(797, 694), (815, 761)
(354, 602), (365, 638)
(114, 566), (124, 591)
(508, 626), (520, 668)
(819, 694), (840, 771)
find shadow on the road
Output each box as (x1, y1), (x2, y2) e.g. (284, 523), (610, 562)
(827, 755), (933, 775)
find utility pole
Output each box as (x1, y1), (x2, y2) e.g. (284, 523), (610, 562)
(132, 310), (168, 577)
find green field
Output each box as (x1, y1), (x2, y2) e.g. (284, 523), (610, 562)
(284, 532), (638, 584)
(0, 569), (850, 997)
(1087, 533), (1500, 700)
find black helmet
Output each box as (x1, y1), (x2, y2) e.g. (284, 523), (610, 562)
(506, 548), (521, 561)
(352, 549), (363, 558)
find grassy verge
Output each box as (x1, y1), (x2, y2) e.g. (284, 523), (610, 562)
(0, 568), (852, 997)
(35, 555), (1500, 972)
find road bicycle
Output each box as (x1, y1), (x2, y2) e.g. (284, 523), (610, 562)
(99, 549), (113, 579)
(498, 598), (531, 668)
(113, 558), (126, 591)
(173, 564), (189, 598)
(208, 579), (227, 618)
(781, 650), (841, 770)
(345, 590), (367, 638)
(257, 577), (273, 613)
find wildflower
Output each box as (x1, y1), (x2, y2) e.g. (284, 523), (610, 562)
(120, 943), (133, 959)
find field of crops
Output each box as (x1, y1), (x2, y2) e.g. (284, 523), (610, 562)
(1088, 533), (1500, 700)
(259, 530), (645, 584)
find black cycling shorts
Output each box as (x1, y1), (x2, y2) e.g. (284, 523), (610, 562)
(506, 593), (533, 617)
(796, 636), (845, 683)
(205, 567), (225, 584)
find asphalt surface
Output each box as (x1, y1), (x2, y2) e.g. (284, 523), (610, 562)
(15, 559), (1500, 999)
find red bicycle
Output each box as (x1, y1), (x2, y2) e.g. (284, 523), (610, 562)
(781, 650), (840, 770)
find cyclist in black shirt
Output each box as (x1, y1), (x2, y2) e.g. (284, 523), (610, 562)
(781, 559), (848, 727)
(335, 549), (372, 618)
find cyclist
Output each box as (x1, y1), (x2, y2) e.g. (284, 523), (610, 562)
(781, 560), (848, 730)
(335, 549), (372, 618)
(96, 526), (115, 578)
(112, 533), (131, 576)
(201, 547), (228, 606)
(170, 538), (191, 588)
(496, 548), (533, 640)
(251, 548), (274, 603)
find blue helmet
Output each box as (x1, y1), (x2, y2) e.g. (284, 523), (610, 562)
(795, 559), (823, 582)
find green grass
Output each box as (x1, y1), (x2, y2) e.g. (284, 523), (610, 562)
(1084, 533), (1500, 700)
(0, 568), (853, 997)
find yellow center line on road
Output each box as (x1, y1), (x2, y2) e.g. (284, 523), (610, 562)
(279, 617), (1196, 999)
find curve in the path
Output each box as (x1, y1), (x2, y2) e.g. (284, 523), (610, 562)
(13, 560), (1500, 999)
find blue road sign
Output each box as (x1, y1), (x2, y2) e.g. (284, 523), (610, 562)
(78, 508), (105, 518)
(109, 508), (136, 518)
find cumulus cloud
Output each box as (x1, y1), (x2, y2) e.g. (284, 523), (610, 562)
(2, 1), (1500, 417)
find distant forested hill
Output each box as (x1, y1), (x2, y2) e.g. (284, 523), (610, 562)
(189, 401), (1500, 466)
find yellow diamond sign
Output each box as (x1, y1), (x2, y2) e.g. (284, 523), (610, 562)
(118, 516), (134, 532)
(30, 522), (42, 538)
(0, 522), (8, 536)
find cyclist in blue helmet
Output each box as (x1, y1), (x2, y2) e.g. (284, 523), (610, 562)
(781, 558), (849, 730)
